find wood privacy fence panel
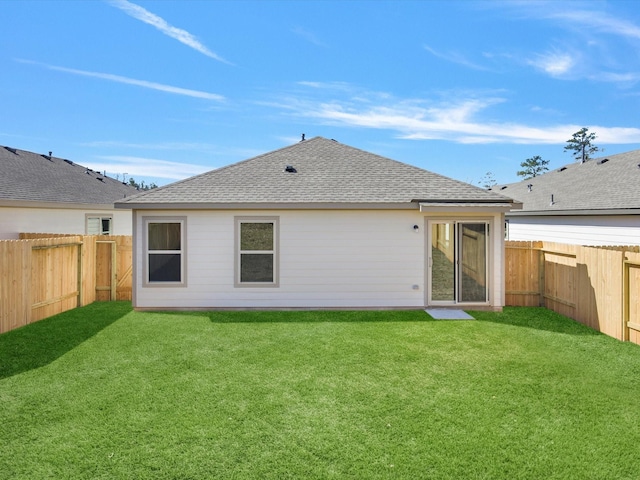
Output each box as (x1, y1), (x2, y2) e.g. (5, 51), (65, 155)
(504, 241), (541, 307)
(0, 234), (132, 334)
(505, 241), (640, 345)
(30, 238), (82, 323)
(0, 239), (30, 333)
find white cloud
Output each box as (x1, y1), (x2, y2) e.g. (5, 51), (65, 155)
(17, 60), (225, 101)
(590, 71), (640, 84)
(280, 87), (640, 145)
(292, 27), (327, 47)
(88, 156), (211, 181)
(423, 45), (489, 71)
(527, 50), (575, 77)
(79, 140), (223, 151)
(548, 9), (640, 40)
(107, 0), (230, 63)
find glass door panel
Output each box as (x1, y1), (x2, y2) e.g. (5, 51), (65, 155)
(459, 223), (488, 302)
(430, 223), (455, 302)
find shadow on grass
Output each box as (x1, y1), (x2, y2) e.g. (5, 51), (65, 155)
(205, 310), (438, 324)
(205, 308), (598, 337)
(0, 301), (133, 379)
(471, 307), (601, 336)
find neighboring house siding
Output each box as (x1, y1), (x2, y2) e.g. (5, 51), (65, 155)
(507, 215), (640, 246)
(0, 206), (132, 239)
(133, 209), (505, 309)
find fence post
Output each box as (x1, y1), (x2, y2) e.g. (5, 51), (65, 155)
(77, 241), (83, 308)
(538, 247), (545, 307)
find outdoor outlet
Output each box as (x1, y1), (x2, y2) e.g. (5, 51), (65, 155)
(412, 284), (420, 290)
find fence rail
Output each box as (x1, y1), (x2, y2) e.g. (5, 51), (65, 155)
(505, 241), (640, 345)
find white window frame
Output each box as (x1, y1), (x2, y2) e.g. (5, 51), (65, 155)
(235, 216), (279, 288)
(143, 216), (187, 287)
(86, 214), (112, 235)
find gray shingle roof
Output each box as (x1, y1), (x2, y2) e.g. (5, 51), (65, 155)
(0, 146), (140, 205)
(117, 136), (514, 208)
(496, 149), (640, 214)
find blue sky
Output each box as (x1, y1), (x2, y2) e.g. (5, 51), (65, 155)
(2, 0), (640, 187)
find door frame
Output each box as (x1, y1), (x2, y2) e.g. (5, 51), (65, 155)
(426, 218), (491, 307)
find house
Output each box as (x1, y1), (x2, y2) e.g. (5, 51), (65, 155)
(498, 149), (640, 246)
(115, 136), (520, 310)
(0, 146), (139, 239)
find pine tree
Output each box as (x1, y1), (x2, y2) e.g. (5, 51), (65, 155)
(517, 155), (549, 179)
(564, 127), (599, 163)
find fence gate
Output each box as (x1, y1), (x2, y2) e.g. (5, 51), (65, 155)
(95, 240), (116, 301)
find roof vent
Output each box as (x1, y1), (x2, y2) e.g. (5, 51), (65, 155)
(597, 158), (609, 165)
(96, 177), (104, 182)
(550, 194), (555, 206)
(63, 159), (73, 165)
(3, 146), (17, 155)
(41, 153), (53, 161)
(500, 186), (507, 190)
(300, 133), (305, 142)
(557, 167), (567, 172)
(527, 184), (533, 192)
(284, 165), (297, 173)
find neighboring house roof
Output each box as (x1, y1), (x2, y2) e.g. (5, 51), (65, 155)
(0, 145), (140, 206)
(496, 149), (640, 216)
(116, 136), (516, 210)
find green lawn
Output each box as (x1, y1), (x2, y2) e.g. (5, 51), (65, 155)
(1, 303), (640, 479)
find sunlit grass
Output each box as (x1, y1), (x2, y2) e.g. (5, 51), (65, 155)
(1, 304), (639, 479)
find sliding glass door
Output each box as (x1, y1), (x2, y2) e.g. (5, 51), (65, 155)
(428, 221), (489, 305)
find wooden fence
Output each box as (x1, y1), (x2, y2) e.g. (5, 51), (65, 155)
(505, 241), (640, 345)
(0, 234), (132, 334)
(2, 235), (639, 345)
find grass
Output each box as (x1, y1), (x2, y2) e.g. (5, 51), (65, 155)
(1, 304), (640, 479)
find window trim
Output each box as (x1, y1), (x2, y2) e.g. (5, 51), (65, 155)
(142, 216), (187, 287)
(86, 214), (113, 235)
(234, 216), (279, 288)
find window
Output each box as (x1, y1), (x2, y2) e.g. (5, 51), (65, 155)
(235, 217), (279, 287)
(144, 218), (185, 285)
(87, 215), (112, 235)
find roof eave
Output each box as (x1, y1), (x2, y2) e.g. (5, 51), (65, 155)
(418, 201), (521, 213)
(0, 199), (118, 210)
(115, 201), (420, 210)
(507, 208), (640, 217)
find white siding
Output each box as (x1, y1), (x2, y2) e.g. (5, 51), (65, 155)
(507, 215), (640, 246)
(133, 209), (506, 309)
(0, 206), (132, 239)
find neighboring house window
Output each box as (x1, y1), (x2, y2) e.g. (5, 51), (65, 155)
(235, 217), (279, 287)
(87, 215), (112, 235)
(144, 218), (186, 285)
(505, 220), (510, 240)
